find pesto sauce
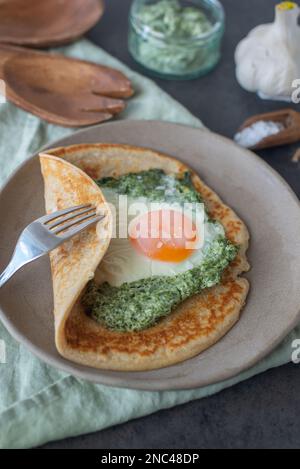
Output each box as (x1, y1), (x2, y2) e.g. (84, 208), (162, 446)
(137, 0), (212, 40)
(83, 169), (238, 332)
(130, 0), (214, 75)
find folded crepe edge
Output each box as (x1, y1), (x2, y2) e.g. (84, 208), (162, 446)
(39, 153), (113, 359)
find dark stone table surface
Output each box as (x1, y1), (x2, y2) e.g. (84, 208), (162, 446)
(42, 0), (300, 449)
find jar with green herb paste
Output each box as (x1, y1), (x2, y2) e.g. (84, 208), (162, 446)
(128, 0), (225, 80)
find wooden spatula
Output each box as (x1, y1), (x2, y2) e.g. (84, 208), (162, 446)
(0, 45), (134, 127)
(238, 109), (300, 150)
(0, 0), (104, 48)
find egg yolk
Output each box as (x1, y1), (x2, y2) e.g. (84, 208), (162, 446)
(129, 209), (198, 263)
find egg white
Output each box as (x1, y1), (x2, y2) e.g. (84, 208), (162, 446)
(95, 188), (224, 287)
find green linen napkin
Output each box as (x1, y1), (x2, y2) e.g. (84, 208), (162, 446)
(0, 39), (298, 449)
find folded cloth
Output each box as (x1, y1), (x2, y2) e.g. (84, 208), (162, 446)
(0, 39), (298, 449)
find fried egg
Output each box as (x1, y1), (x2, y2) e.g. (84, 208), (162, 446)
(95, 188), (224, 287)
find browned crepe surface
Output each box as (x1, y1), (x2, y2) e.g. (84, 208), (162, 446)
(41, 145), (250, 371)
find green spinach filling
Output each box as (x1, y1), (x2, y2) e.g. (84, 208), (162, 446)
(83, 237), (237, 332)
(98, 169), (202, 204)
(82, 169), (238, 332)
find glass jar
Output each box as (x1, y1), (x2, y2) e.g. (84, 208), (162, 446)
(128, 0), (225, 80)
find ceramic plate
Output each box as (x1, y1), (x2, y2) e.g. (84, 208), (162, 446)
(0, 121), (300, 391)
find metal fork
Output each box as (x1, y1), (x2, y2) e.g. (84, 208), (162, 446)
(0, 204), (105, 288)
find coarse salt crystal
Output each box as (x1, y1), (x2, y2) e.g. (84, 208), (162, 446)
(234, 120), (284, 148)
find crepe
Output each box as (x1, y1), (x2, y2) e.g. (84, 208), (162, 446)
(40, 155), (112, 367)
(40, 144), (250, 371)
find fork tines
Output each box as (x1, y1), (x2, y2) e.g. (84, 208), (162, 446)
(43, 204), (104, 236)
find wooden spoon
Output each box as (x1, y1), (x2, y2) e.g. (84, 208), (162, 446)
(0, 45), (134, 127)
(0, 0), (104, 48)
(238, 109), (300, 150)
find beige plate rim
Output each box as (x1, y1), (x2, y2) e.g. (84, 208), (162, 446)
(0, 120), (300, 391)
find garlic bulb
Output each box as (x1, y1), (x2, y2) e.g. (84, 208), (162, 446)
(235, 2), (300, 101)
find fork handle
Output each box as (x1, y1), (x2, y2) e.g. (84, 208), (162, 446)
(0, 258), (21, 288)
